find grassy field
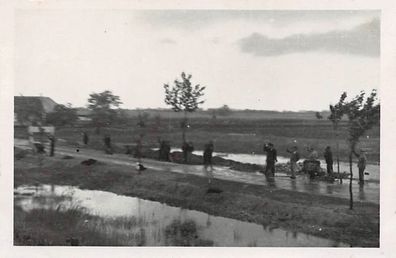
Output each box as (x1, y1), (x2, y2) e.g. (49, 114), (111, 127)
(15, 116), (379, 162)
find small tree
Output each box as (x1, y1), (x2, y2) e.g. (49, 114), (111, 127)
(87, 90), (122, 134)
(343, 90), (380, 210)
(164, 72), (205, 142)
(46, 104), (78, 126)
(328, 92), (348, 183)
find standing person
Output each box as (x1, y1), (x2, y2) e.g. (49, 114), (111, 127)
(357, 149), (367, 185)
(103, 134), (112, 154)
(83, 132), (89, 145)
(203, 141), (214, 184)
(324, 146), (333, 175)
(182, 141), (189, 163)
(287, 146), (299, 179)
(48, 135), (55, 157)
(264, 143), (278, 177)
(182, 141), (194, 163)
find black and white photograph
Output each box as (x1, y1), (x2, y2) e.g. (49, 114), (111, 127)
(2, 0), (396, 257)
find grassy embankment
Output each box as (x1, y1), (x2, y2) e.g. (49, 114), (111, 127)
(14, 150), (379, 247)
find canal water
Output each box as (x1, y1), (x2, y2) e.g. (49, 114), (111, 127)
(14, 185), (348, 247)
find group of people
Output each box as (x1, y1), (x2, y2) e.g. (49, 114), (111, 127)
(267, 143), (367, 184)
(85, 131), (368, 184)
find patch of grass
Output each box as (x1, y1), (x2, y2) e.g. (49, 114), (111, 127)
(164, 219), (214, 246)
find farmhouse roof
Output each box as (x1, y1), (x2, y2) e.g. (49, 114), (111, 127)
(14, 96), (58, 113)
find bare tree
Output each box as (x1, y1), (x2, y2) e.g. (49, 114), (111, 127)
(164, 72), (205, 142)
(332, 90), (380, 209)
(328, 92), (348, 183)
(343, 90), (380, 209)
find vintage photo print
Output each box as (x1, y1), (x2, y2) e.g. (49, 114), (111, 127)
(1, 0), (396, 257)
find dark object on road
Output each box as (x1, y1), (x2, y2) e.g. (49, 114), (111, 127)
(65, 237), (80, 246)
(303, 160), (321, 179)
(33, 143), (45, 154)
(62, 155), (74, 159)
(206, 187), (223, 194)
(137, 163), (147, 171)
(81, 159), (97, 166)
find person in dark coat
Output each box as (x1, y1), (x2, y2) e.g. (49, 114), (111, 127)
(203, 141), (214, 184)
(83, 132), (89, 145)
(103, 134), (112, 154)
(324, 146), (333, 175)
(48, 135), (55, 157)
(182, 141), (194, 163)
(264, 143), (277, 177)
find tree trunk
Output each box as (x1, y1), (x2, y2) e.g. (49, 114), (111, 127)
(349, 151), (353, 210)
(182, 111), (187, 143)
(335, 127), (341, 184)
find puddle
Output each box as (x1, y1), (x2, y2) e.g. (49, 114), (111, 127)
(14, 185), (349, 247)
(157, 148), (379, 181)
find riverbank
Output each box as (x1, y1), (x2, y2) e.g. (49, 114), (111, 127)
(14, 148), (379, 247)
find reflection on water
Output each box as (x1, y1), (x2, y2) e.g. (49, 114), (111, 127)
(14, 185), (348, 247)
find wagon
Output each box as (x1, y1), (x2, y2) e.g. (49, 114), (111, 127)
(302, 159), (321, 179)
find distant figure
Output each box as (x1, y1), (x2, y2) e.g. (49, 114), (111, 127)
(264, 143), (277, 177)
(48, 135), (55, 157)
(203, 141), (214, 184)
(324, 146), (333, 175)
(159, 140), (171, 161)
(357, 150), (367, 184)
(83, 132), (89, 145)
(286, 146), (300, 179)
(182, 141), (194, 163)
(103, 134), (112, 154)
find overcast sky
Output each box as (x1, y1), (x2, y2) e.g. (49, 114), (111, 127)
(14, 10), (380, 111)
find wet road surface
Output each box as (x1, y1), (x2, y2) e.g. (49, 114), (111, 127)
(15, 139), (379, 204)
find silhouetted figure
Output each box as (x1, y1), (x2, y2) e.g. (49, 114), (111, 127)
(48, 135), (55, 157)
(159, 140), (171, 161)
(203, 141), (214, 184)
(357, 150), (367, 185)
(287, 146), (299, 179)
(103, 134), (112, 154)
(264, 143), (277, 177)
(83, 132), (89, 145)
(324, 146), (333, 175)
(182, 141), (194, 163)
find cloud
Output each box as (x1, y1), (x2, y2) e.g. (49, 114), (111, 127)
(159, 38), (177, 44)
(238, 18), (380, 57)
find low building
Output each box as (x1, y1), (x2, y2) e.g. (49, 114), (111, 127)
(14, 96), (57, 126)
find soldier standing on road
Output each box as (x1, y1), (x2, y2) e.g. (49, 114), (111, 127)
(203, 141), (214, 184)
(264, 143), (278, 178)
(357, 149), (367, 185)
(287, 146), (300, 179)
(324, 146), (333, 175)
(48, 135), (55, 157)
(83, 132), (89, 145)
(103, 134), (112, 154)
